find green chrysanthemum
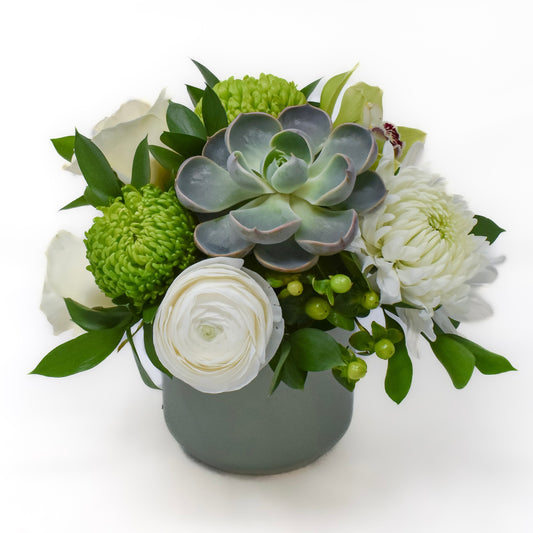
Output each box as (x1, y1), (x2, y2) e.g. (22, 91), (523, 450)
(85, 185), (196, 308)
(197, 74), (306, 122)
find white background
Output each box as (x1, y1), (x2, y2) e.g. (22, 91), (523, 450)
(1, 1), (532, 531)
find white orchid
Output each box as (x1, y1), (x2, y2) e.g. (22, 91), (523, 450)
(40, 231), (113, 335)
(349, 142), (500, 355)
(153, 258), (284, 393)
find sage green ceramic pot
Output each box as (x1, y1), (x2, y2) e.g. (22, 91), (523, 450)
(162, 366), (353, 475)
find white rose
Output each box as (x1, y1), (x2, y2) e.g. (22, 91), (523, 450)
(153, 258), (284, 393)
(67, 90), (170, 187)
(40, 231), (113, 335)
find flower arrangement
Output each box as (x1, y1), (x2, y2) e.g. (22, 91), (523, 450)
(33, 61), (514, 404)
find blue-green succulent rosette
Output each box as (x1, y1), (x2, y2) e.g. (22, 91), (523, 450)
(175, 104), (385, 272)
(33, 60), (514, 405)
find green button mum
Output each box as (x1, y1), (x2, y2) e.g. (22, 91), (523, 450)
(197, 74), (306, 122)
(85, 185), (196, 308)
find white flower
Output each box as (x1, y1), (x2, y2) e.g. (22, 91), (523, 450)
(67, 91), (170, 187)
(40, 231), (113, 335)
(153, 258), (284, 393)
(349, 143), (499, 353)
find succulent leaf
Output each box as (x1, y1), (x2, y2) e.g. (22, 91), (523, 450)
(254, 240), (319, 272)
(229, 195), (301, 244)
(202, 128), (229, 167)
(225, 112), (282, 170)
(269, 155), (309, 194)
(175, 156), (258, 212)
(227, 152), (274, 193)
(194, 215), (254, 257)
(338, 170), (387, 212)
(292, 200), (358, 255)
(278, 104), (332, 157)
(270, 129), (313, 164)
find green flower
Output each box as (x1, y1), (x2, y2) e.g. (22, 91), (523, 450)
(196, 74), (306, 122)
(85, 185), (196, 308)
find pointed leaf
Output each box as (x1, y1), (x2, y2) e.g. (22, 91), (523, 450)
(349, 330), (374, 352)
(143, 323), (172, 378)
(290, 328), (344, 371)
(74, 130), (123, 202)
(30, 327), (125, 377)
(447, 335), (516, 375)
(384, 314), (413, 403)
(320, 64), (358, 117)
(202, 85), (228, 136)
(430, 334), (475, 389)
(65, 298), (133, 331)
(300, 78), (321, 99)
(160, 132), (206, 158)
(268, 339), (291, 395)
(148, 145), (184, 173)
(186, 84), (204, 107)
(60, 194), (90, 211)
(327, 310), (355, 331)
(51, 135), (75, 162)
(126, 329), (160, 390)
(166, 101), (206, 138)
(131, 136), (151, 188)
(471, 215), (505, 244)
(191, 59), (220, 88)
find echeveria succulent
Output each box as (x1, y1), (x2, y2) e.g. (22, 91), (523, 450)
(175, 104), (386, 272)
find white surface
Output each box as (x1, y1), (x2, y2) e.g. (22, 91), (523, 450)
(1, 1), (532, 531)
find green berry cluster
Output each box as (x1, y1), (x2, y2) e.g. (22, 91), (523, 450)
(349, 321), (404, 360)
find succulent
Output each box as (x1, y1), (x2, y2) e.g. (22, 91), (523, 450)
(175, 104), (386, 272)
(85, 185), (197, 307)
(196, 74), (307, 122)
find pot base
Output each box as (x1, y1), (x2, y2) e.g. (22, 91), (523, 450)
(162, 367), (353, 475)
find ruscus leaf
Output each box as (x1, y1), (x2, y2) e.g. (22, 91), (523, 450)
(51, 135), (75, 162)
(471, 215), (505, 244)
(64, 298), (133, 331)
(166, 101), (206, 139)
(202, 85), (228, 136)
(320, 64), (359, 117)
(131, 136), (151, 188)
(191, 59), (220, 88)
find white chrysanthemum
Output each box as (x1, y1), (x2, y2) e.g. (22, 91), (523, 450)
(348, 143), (499, 352)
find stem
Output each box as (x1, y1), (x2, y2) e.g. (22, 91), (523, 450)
(354, 317), (369, 335)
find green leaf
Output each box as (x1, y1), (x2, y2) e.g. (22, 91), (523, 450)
(142, 305), (158, 324)
(130, 137), (151, 188)
(386, 327), (404, 344)
(166, 101), (206, 138)
(186, 85), (204, 107)
(320, 64), (358, 117)
(300, 78), (321, 99)
(160, 132), (206, 158)
(349, 330), (374, 352)
(290, 328), (345, 371)
(30, 327), (125, 377)
(371, 321), (388, 341)
(384, 315), (412, 403)
(202, 85), (228, 136)
(149, 145), (185, 173)
(268, 339), (291, 395)
(65, 298), (133, 331)
(60, 194), (90, 210)
(471, 215), (505, 244)
(74, 130), (123, 204)
(332, 367), (356, 392)
(83, 186), (108, 208)
(51, 135), (75, 162)
(447, 335), (516, 375)
(430, 335), (476, 389)
(142, 323), (172, 378)
(339, 252), (369, 291)
(125, 329), (161, 390)
(191, 59), (220, 88)
(327, 310), (355, 331)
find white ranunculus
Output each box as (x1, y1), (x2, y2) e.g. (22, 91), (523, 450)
(40, 231), (113, 335)
(153, 258), (284, 393)
(349, 142), (500, 354)
(67, 91), (170, 187)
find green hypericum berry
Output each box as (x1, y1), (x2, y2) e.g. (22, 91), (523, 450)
(304, 297), (331, 320)
(362, 290), (380, 310)
(85, 185), (197, 308)
(287, 280), (304, 296)
(196, 74), (307, 122)
(347, 359), (368, 381)
(375, 338), (395, 359)
(329, 274), (352, 294)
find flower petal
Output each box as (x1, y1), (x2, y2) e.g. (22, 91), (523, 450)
(230, 195), (301, 245)
(278, 104), (332, 157)
(194, 215), (255, 257)
(225, 112), (282, 171)
(292, 200), (358, 255)
(175, 156), (259, 212)
(254, 239), (318, 272)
